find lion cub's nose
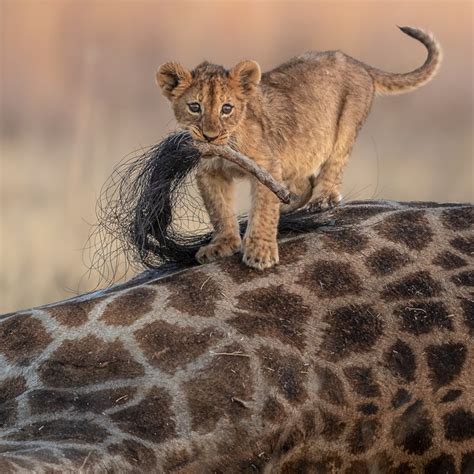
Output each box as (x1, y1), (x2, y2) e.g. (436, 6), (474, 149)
(203, 133), (219, 142)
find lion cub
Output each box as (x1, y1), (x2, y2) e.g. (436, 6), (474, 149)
(156, 26), (441, 269)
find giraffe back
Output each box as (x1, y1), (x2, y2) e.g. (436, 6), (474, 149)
(0, 201), (473, 473)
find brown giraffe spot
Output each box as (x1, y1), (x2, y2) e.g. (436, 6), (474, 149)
(278, 238), (308, 263)
(100, 287), (155, 326)
(108, 439), (157, 471)
(161, 270), (220, 317)
(163, 447), (194, 474)
(274, 411), (316, 455)
(48, 298), (103, 327)
(381, 271), (442, 301)
(391, 388), (411, 408)
(451, 270), (474, 287)
(299, 260), (362, 298)
(28, 387), (136, 415)
(162, 447), (194, 472)
(343, 366), (381, 398)
(333, 205), (390, 224)
(0, 403), (17, 429)
(365, 247), (411, 276)
(0, 314), (52, 365)
(322, 228), (369, 254)
(376, 210), (433, 250)
(424, 454), (456, 474)
(134, 320), (223, 374)
(314, 366), (346, 405)
(443, 409), (474, 441)
(321, 305), (383, 361)
(394, 301), (453, 335)
(347, 418), (380, 454)
(218, 254), (271, 284)
(230, 285), (311, 349)
(384, 340), (416, 383)
(426, 342), (467, 388)
(433, 251), (467, 270)
(186, 344), (253, 433)
(357, 403), (378, 415)
(262, 396), (286, 424)
(392, 400), (433, 455)
(371, 453), (395, 473)
(441, 207), (473, 231)
(209, 426), (271, 472)
(460, 297), (474, 334)
(346, 460), (370, 474)
(320, 409), (346, 441)
(461, 453), (474, 474)
(38, 335), (144, 388)
(450, 235), (474, 256)
(0, 376), (27, 427)
(301, 408), (317, 437)
(393, 463), (415, 474)
(111, 386), (176, 442)
(6, 419), (108, 443)
(259, 347), (308, 403)
(234, 455), (269, 474)
(281, 455), (342, 474)
(441, 389), (463, 403)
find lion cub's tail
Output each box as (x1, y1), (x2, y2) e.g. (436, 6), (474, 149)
(366, 26), (442, 95)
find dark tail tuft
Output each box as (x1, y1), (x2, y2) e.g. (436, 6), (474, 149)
(88, 130), (329, 283)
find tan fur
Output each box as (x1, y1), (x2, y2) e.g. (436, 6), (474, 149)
(156, 26), (441, 269)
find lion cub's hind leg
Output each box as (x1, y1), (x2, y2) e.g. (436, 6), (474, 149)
(308, 154), (348, 211)
(196, 169), (241, 264)
(309, 88), (373, 211)
(280, 175), (314, 214)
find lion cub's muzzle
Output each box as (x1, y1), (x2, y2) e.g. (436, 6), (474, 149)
(192, 130), (229, 146)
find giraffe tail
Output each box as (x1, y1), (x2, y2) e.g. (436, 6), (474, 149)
(365, 26), (442, 95)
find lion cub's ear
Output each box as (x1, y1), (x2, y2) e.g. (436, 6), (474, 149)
(230, 60), (261, 95)
(156, 62), (192, 100)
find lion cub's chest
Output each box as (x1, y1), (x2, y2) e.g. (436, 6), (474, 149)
(199, 156), (247, 178)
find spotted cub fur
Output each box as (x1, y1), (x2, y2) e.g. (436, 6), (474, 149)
(156, 27), (441, 269)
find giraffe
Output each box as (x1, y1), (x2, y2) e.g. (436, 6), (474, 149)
(0, 200), (472, 473)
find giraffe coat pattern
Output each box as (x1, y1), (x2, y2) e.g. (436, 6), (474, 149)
(0, 201), (472, 473)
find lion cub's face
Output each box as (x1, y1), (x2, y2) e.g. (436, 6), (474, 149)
(156, 60), (261, 145)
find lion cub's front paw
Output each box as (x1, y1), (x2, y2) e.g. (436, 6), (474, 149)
(307, 191), (342, 211)
(242, 236), (279, 270)
(196, 236), (241, 264)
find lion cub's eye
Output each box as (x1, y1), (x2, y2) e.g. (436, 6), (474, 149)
(221, 103), (234, 115)
(187, 102), (201, 114)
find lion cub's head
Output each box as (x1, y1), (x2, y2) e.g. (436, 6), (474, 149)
(156, 60), (261, 145)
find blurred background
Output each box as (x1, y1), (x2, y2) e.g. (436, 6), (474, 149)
(1, 0), (472, 313)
